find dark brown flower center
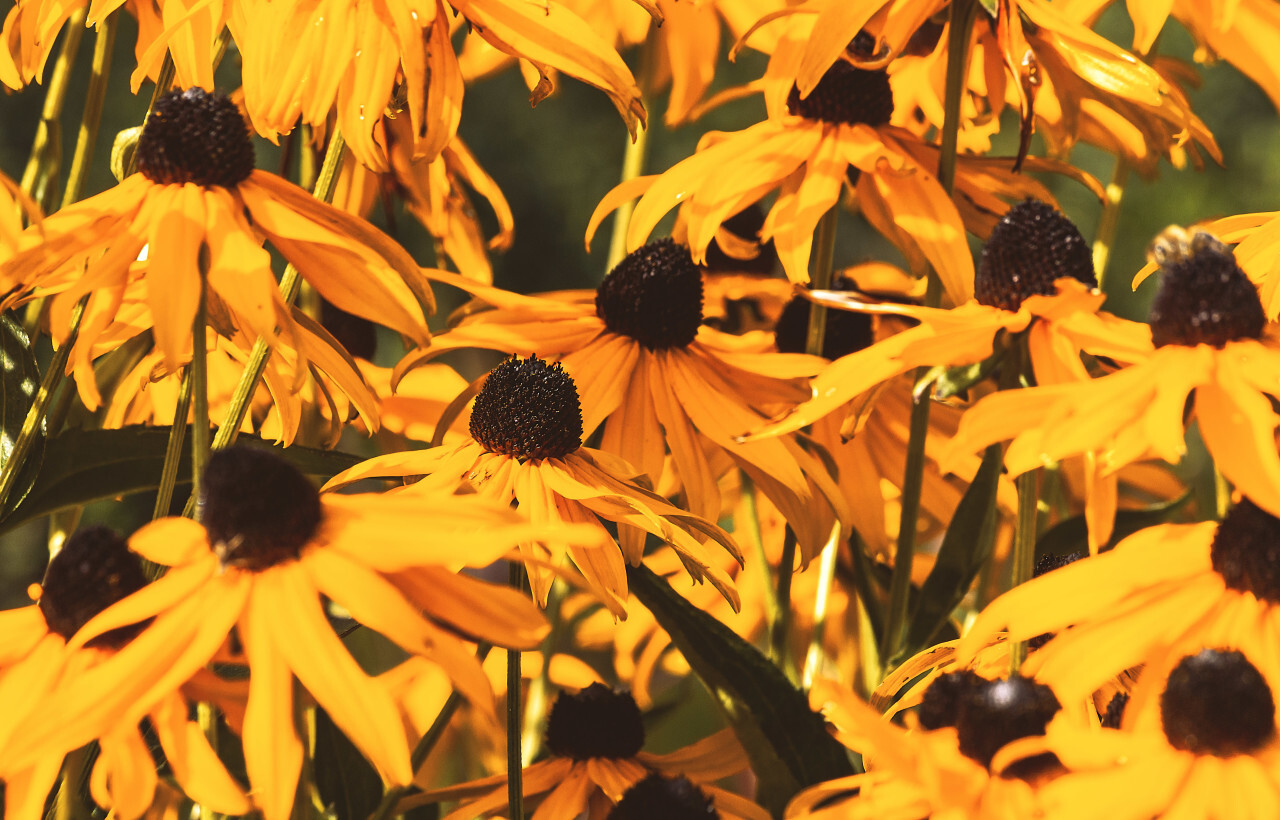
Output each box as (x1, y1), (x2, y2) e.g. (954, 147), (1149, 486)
(544, 683), (646, 760)
(1210, 497), (1280, 603)
(597, 239), (705, 349)
(954, 676), (1061, 769)
(974, 199), (1096, 312)
(1100, 692), (1129, 729)
(702, 206), (776, 275)
(608, 774), (719, 820)
(774, 276), (874, 359)
(787, 51), (894, 127)
(200, 446), (323, 570)
(918, 669), (985, 730)
(1161, 649), (1274, 756)
(1028, 551), (1085, 650)
(1147, 232), (1265, 348)
(137, 88), (256, 188)
(39, 526), (149, 646)
(469, 356), (583, 460)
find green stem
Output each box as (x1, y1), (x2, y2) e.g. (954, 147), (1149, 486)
(1008, 469), (1039, 673)
(804, 208), (838, 356)
(1091, 160), (1130, 292)
(191, 290), (210, 508)
(520, 580), (564, 763)
(936, 0), (979, 196)
(152, 371), (193, 520)
(0, 296), (87, 512)
(507, 562), (525, 820)
(801, 523), (842, 689)
(739, 475), (777, 627)
(21, 8), (85, 209)
(768, 527), (797, 678)
(605, 122), (650, 271)
(60, 13), (115, 210)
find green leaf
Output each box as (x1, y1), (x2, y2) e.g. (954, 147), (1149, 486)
(627, 564), (854, 818)
(1034, 491), (1194, 562)
(313, 707), (384, 820)
(0, 313), (43, 514)
(916, 333), (1008, 402)
(0, 426), (362, 533)
(901, 442), (1003, 657)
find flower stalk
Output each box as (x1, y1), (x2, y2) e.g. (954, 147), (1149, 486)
(61, 13), (116, 210)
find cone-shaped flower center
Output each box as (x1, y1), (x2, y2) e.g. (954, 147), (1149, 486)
(703, 206), (776, 275)
(974, 199), (1097, 312)
(1161, 649), (1274, 756)
(137, 88), (256, 188)
(608, 774), (719, 820)
(917, 669), (985, 730)
(954, 676), (1061, 769)
(201, 446), (323, 570)
(597, 239), (705, 350)
(774, 276), (874, 359)
(1210, 497), (1280, 603)
(1100, 692), (1129, 729)
(39, 526), (148, 645)
(544, 683), (645, 760)
(470, 356), (584, 460)
(787, 58), (894, 127)
(1148, 231), (1265, 348)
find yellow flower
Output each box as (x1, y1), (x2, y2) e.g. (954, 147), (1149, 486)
(228, 0), (644, 169)
(417, 683), (767, 820)
(0, 526), (248, 820)
(1027, 648), (1280, 819)
(945, 230), (1280, 521)
(0, 88), (434, 411)
(959, 499), (1280, 710)
(326, 355), (744, 616)
(0, 446), (586, 820)
(395, 242), (846, 563)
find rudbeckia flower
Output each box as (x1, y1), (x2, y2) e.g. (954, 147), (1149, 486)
(394, 240), (845, 563)
(943, 229), (1280, 521)
(958, 498), (1280, 709)
(788, 673), (1059, 818)
(227, 0), (644, 169)
(325, 355), (745, 616)
(0, 446), (591, 820)
(590, 24), (975, 301)
(1029, 648), (1280, 819)
(0, 526), (249, 820)
(0, 88), (435, 411)
(418, 683), (767, 819)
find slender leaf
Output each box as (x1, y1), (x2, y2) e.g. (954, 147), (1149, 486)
(314, 707), (384, 820)
(0, 426), (361, 532)
(627, 564), (854, 818)
(0, 313), (43, 513)
(1034, 491), (1193, 561)
(901, 443), (1003, 656)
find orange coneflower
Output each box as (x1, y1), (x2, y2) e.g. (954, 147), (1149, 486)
(0, 88), (435, 411)
(0, 447), (595, 820)
(419, 684), (767, 820)
(326, 355), (745, 616)
(0, 527), (250, 820)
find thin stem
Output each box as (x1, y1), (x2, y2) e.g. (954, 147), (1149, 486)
(936, 0), (979, 196)
(769, 527), (798, 678)
(191, 291), (210, 508)
(152, 371), (193, 520)
(21, 9), (86, 207)
(805, 207), (838, 356)
(739, 475), (777, 627)
(520, 580), (564, 763)
(802, 522), (842, 689)
(0, 296), (88, 512)
(1008, 470), (1040, 672)
(605, 123), (650, 271)
(507, 562), (526, 820)
(1091, 161), (1130, 291)
(61, 13), (116, 210)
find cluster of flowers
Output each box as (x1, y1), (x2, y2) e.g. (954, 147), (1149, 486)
(3, 0), (1280, 815)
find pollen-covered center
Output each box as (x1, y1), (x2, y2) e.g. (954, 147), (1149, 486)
(1210, 497), (1280, 603)
(200, 446), (323, 570)
(597, 239), (705, 350)
(544, 683), (646, 760)
(918, 669), (985, 730)
(774, 276), (874, 359)
(954, 676), (1062, 769)
(1161, 648), (1275, 756)
(470, 356), (584, 460)
(1148, 233), (1266, 348)
(39, 526), (149, 645)
(137, 88), (256, 188)
(787, 57), (894, 127)
(974, 199), (1097, 312)
(608, 774), (719, 820)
